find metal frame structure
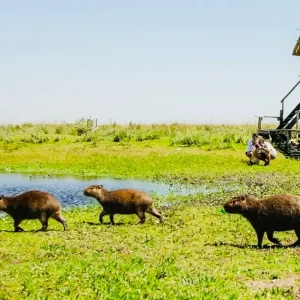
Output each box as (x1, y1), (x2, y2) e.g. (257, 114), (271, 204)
(256, 35), (300, 158)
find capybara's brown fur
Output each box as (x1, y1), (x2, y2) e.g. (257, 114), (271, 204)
(0, 190), (67, 232)
(224, 193), (300, 248)
(83, 185), (163, 225)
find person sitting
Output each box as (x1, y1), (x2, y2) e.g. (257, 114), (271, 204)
(256, 138), (277, 166)
(245, 134), (259, 164)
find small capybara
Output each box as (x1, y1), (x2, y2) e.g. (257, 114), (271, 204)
(224, 193), (300, 248)
(0, 190), (67, 232)
(83, 185), (163, 225)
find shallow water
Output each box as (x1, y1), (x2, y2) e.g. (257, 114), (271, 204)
(0, 173), (210, 208)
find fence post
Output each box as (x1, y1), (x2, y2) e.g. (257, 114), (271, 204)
(257, 117), (263, 130)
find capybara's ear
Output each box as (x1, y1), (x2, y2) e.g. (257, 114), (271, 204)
(97, 185), (103, 189)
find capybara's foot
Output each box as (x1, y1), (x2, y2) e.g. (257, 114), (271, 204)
(271, 239), (281, 245)
(267, 235), (282, 245)
(14, 227), (24, 232)
(62, 221), (67, 231)
(37, 228), (48, 232)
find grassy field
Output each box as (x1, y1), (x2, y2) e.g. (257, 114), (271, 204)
(0, 122), (300, 299)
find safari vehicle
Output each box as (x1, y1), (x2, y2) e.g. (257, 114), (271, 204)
(257, 35), (300, 158)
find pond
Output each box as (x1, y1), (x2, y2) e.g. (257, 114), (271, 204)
(0, 173), (212, 208)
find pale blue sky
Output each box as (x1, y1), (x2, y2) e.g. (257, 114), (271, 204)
(1, 1), (300, 124)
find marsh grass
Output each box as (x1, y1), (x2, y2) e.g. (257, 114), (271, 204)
(0, 122), (300, 299)
(0, 138), (299, 185)
(0, 122), (263, 149)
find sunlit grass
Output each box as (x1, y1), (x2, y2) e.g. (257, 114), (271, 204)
(0, 205), (298, 299)
(0, 122), (299, 299)
(0, 136), (298, 184)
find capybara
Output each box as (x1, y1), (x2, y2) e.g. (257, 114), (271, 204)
(83, 185), (163, 225)
(224, 193), (300, 248)
(0, 190), (67, 232)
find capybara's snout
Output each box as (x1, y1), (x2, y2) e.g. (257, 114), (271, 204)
(223, 201), (238, 213)
(223, 196), (247, 214)
(83, 185), (102, 197)
(83, 187), (94, 197)
(223, 202), (232, 213)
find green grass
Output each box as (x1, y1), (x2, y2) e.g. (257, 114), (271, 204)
(0, 205), (299, 299)
(1, 122), (300, 299)
(0, 137), (299, 187)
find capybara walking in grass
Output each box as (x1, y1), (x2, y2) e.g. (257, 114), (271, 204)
(0, 190), (67, 232)
(224, 193), (300, 248)
(83, 185), (163, 225)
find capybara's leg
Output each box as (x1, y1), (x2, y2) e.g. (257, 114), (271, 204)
(109, 214), (115, 225)
(255, 229), (264, 249)
(52, 212), (67, 231)
(99, 210), (109, 224)
(14, 219), (24, 232)
(267, 231), (281, 245)
(292, 228), (300, 247)
(136, 210), (146, 224)
(39, 213), (49, 231)
(147, 206), (163, 223)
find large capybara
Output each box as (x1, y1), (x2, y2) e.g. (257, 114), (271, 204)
(0, 190), (67, 232)
(223, 193), (300, 248)
(83, 185), (163, 225)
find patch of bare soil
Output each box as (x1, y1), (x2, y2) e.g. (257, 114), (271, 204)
(247, 277), (300, 298)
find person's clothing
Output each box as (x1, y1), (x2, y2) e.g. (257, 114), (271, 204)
(251, 148), (267, 163)
(245, 139), (258, 155)
(261, 141), (277, 159)
(246, 137), (276, 166)
(250, 141), (277, 166)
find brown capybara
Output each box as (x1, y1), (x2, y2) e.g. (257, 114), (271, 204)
(224, 193), (300, 248)
(83, 185), (163, 225)
(0, 190), (67, 232)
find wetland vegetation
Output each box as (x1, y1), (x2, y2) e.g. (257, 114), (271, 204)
(0, 122), (300, 299)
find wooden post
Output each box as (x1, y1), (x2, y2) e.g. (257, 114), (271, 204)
(257, 117), (263, 130)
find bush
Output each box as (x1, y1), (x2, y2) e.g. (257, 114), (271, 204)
(113, 131), (129, 142)
(55, 126), (64, 134)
